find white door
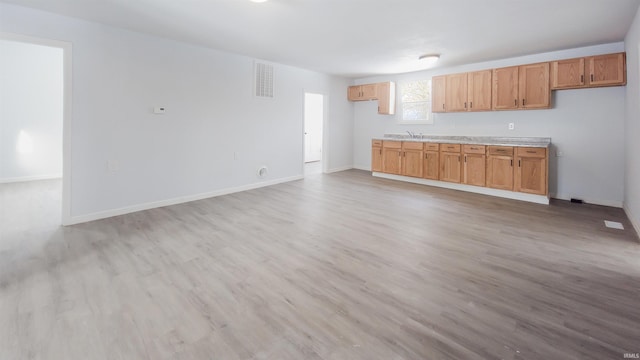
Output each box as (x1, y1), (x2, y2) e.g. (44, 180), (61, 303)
(304, 93), (323, 163)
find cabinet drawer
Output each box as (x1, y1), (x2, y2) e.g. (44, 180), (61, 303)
(383, 141), (402, 149)
(424, 143), (440, 151)
(402, 141), (424, 150)
(488, 146), (514, 156)
(440, 144), (461, 152)
(516, 147), (546, 158)
(372, 139), (383, 147)
(463, 144), (485, 154)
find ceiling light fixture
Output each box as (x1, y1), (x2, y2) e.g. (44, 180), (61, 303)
(418, 54), (440, 64)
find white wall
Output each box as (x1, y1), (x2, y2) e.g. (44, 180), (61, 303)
(353, 43), (626, 207)
(625, 7), (640, 234)
(0, 39), (63, 183)
(0, 3), (353, 221)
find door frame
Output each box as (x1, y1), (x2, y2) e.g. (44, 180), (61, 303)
(302, 90), (328, 174)
(1, 32), (73, 225)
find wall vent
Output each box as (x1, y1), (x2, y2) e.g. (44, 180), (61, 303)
(254, 62), (274, 98)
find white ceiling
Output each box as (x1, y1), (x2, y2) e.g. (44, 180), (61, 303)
(2, 0), (639, 77)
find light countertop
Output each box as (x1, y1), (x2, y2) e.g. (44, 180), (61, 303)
(374, 134), (551, 148)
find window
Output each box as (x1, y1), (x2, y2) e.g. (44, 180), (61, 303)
(397, 79), (433, 124)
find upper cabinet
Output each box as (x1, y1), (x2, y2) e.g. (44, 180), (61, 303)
(493, 62), (550, 110)
(432, 75), (446, 113)
(433, 71), (492, 113)
(376, 82), (396, 115)
(551, 52), (626, 90)
(588, 53), (626, 87)
(348, 84), (378, 101)
(551, 58), (585, 89)
(519, 62), (550, 109)
(445, 73), (468, 112)
(348, 82), (396, 115)
(467, 70), (492, 111)
(492, 66), (520, 110)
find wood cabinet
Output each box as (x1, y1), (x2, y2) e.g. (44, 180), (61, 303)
(492, 66), (520, 110)
(493, 63), (550, 110)
(348, 84), (378, 101)
(423, 143), (439, 180)
(445, 73), (468, 112)
(376, 82), (396, 115)
(467, 70), (492, 111)
(515, 147), (547, 195)
(519, 63), (550, 109)
(348, 82), (395, 115)
(382, 141), (402, 175)
(439, 144), (462, 183)
(551, 52), (626, 90)
(401, 142), (423, 178)
(486, 146), (514, 191)
(432, 75), (446, 113)
(371, 140), (383, 172)
(551, 58), (585, 89)
(588, 53), (626, 87)
(372, 138), (549, 201)
(463, 145), (486, 187)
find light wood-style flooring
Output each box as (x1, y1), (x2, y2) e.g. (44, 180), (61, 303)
(1, 171), (639, 360)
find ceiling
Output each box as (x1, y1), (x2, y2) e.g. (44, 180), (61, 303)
(2, 0), (639, 77)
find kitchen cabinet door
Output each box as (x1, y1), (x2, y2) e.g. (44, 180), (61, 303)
(468, 70), (492, 111)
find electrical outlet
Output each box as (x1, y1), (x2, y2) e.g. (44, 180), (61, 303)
(508, 123), (515, 130)
(556, 151), (565, 157)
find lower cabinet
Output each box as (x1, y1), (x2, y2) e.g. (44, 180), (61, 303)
(439, 144), (462, 183)
(382, 141), (402, 175)
(515, 147), (547, 195)
(401, 142), (424, 177)
(463, 145), (486, 186)
(371, 140), (383, 172)
(486, 146), (514, 190)
(373, 140), (548, 197)
(423, 143), (440, 180)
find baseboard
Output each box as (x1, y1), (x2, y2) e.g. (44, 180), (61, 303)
(623, 204), (640, 239)
(325, 165), (353, 174)
(65, 175), (304, 226)
(352, 165), (370, 171)
(0, 174), (62, 184)
(551, 193), (623, 208)
(373, 172), (549, 205)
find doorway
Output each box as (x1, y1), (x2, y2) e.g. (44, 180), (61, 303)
(0, 33), (72, 227)
(304, 92), (324, 175)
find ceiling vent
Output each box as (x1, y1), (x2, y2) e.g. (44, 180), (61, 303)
(254, 61), (274, 98)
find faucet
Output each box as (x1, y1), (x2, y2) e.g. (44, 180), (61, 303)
(406, 130), (414, 139)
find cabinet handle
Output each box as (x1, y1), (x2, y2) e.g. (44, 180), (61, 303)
(510, 159), (513, 167)
(591, 74), (594, 82)
(518, 160), (521, 167)
(522, 99), (525, 106)
(470, 102), (473, 109)
(425, 153), (428, 159)
(464, 155), (467, 163)
(464, 102), (467, 109)
(581, 74), (584, 83)
(526, 150), (537, 154)
(379, 149), (382, 155)
(514, 99), (517, 106)
(442, 103), (445, 110)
